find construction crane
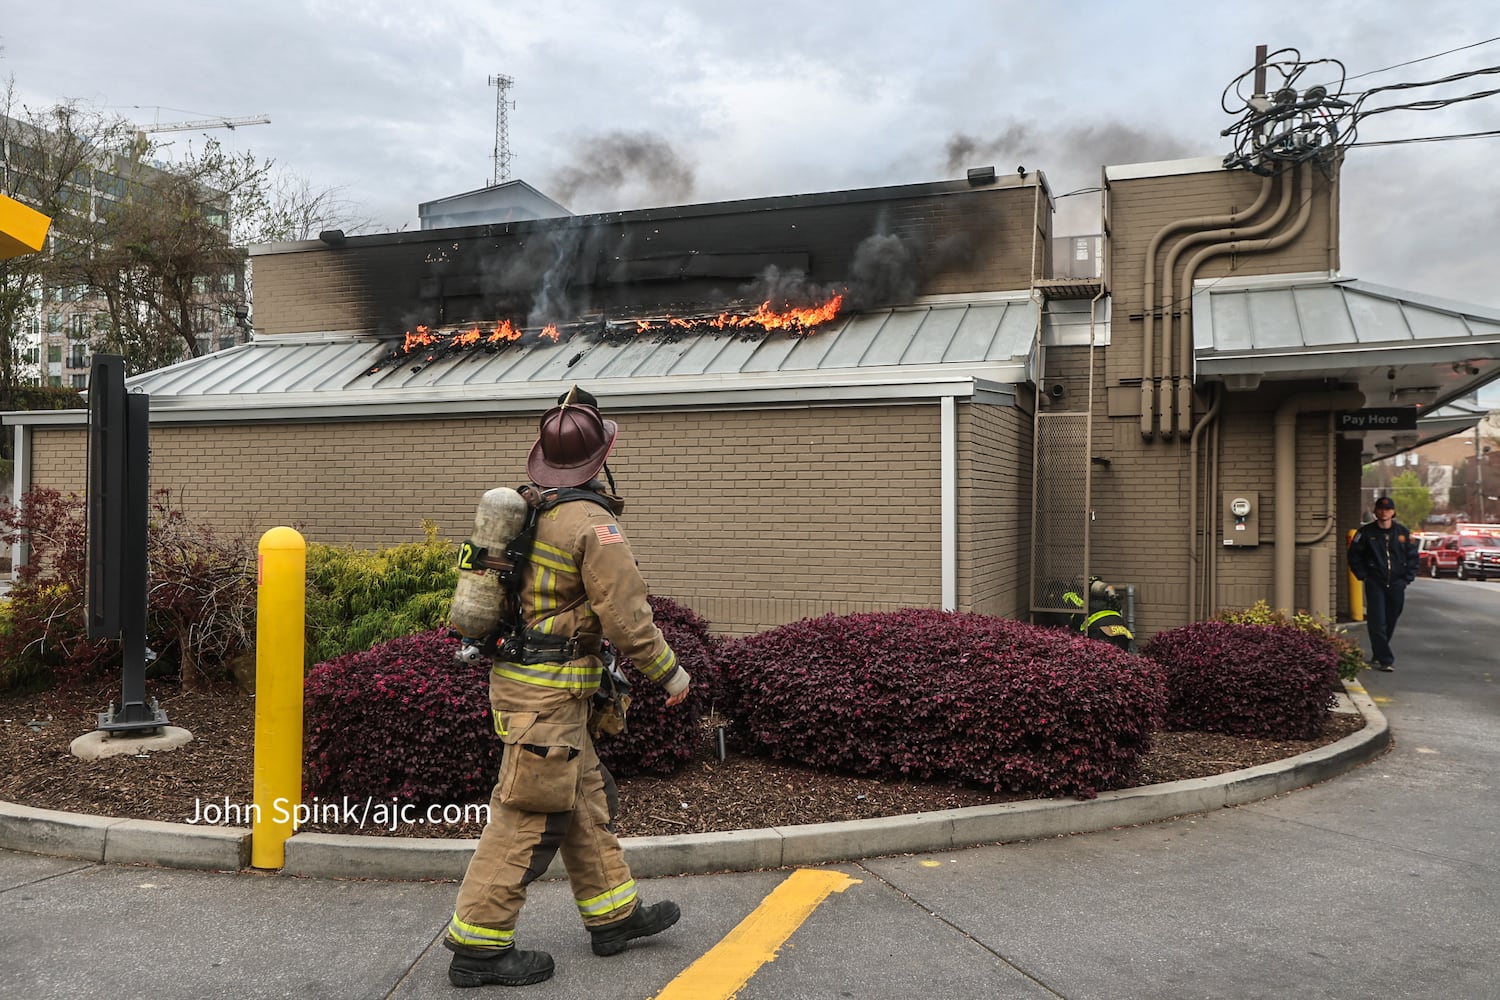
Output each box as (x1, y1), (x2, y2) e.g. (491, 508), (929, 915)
(131, 114), (271, 159)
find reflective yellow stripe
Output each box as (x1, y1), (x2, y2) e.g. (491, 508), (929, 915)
(447, 914), (514, 949)
(577, 879), (637, 919)
(637, 645), (677, 683)
(531, 540), (576, 574)
(493, 660), (603, 692)
(1082, 609), (1129, 634)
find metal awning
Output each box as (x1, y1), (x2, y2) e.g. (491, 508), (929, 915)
(1193, 274), (1500, 455)
(3, 294), (1039, 426)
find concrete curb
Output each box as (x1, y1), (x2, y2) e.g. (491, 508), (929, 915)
(2, 680), (1388, 879)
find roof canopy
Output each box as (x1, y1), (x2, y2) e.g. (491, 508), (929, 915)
(1193, 274), (1500, 455)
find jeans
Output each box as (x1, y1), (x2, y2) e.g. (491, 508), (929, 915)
(1363, 578), (1407, 666)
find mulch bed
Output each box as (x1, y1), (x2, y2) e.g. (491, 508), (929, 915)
(0, 677), (1366, 840)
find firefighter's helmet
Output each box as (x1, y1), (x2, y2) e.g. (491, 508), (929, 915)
(527, 396), (618, 487)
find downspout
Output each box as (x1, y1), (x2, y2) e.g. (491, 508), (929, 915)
(9, 423), (31, 576)
(941, 394), (957, 611)
(1175, 161), (1311, 438)
(1138, 174), (1275, 440)
(1186, 383), (1223, 620)
(1207, 407), (1222, 615)
(1274, 388), (1364, 613)
(1295, 411), (1340, 545)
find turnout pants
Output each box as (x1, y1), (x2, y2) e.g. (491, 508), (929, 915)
(447, 676), (637, 951)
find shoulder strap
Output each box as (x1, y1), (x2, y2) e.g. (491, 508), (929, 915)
(497, 486), (616, 593)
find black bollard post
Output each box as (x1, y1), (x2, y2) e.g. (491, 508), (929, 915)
(87, 355), (167, 734)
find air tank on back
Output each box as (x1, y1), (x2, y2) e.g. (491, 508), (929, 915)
(448, 486), (530, 641)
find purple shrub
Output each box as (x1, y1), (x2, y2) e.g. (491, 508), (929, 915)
(719, 609), (1166, 799)
(1142, 621), (1336, 739)
(304, 596), (720, 804)
(599, 595), (722, 776)
(304, 630), (500, 805)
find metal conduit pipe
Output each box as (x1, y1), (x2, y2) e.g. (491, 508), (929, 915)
(1153, 175), (1277, 440)
(1274, 388), (1365, 613)
(1295, 411), (1340, 546)
(1186, 382), (1224, 620)
(1175, 161), (1312, 437)
(1137, 174), (1274, 440)
(1207, 406), (1221, 614)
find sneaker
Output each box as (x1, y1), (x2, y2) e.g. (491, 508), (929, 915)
(447, 947), (555, 988)
(589, 900), (681, 956)
(1376, 662), (1395, 672)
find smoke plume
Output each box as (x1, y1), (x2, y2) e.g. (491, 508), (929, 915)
(548, 130), (696, 213)
(946, 121), (1196, 233)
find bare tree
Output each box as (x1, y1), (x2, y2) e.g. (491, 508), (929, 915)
(2, 80), (368, 377)
(0, 81), (136, 402)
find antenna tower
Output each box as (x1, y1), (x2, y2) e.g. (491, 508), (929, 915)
(488, 74), (514, 186)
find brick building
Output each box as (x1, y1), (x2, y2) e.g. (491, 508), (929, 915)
(8, 154), (1500, 638)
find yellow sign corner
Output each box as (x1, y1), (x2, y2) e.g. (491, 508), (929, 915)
(0, 193), (52, 260)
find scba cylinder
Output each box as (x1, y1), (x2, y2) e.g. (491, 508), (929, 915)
(448, 487), (530, 641)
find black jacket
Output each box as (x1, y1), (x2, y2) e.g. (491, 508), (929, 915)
(1347, 519), (1419, 587)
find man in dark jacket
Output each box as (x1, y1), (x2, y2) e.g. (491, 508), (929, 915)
(1347, 496), (1419, 671)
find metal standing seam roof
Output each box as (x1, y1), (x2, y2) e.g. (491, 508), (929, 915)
(68, 294), (1039, 422)
(1195, 276), (1500, 363)
(1192, 274), (1500, 412)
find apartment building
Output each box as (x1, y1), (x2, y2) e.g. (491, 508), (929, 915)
(0, 113), (248, 389)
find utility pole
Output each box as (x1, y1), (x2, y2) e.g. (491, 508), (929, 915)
(1479, 429), (1487, 522)
(488, 74), (514, 186)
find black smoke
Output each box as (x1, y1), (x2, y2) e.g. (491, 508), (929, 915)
(946, 122), (1196, 233)
(547, 131), (696, 213)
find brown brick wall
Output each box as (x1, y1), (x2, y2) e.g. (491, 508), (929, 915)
(958, 401), (1033, 617)
(1103, 163), (1339, 419)
(1037, 341), (1351, 636)
(251, 183), (1045, 339)
(24, 403), (960, 637)
(1028, 161), (1346, 636)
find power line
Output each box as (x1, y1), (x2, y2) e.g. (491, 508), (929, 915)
(1344, 34), (1500, 83)
(1348, 128), (1500, 147)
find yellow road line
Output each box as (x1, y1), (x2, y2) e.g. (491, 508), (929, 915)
(654, 868), (861, 999)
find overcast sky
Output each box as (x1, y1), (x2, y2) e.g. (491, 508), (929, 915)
(4, 1), (1499, 329)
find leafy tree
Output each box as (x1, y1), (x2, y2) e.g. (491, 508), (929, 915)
(0, 84), (136, 408)
(1, 77), (367, 382)
(1389, 470), (1433, 526)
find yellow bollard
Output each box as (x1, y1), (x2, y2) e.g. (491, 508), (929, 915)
(1346, 529), (1364, 622)
(252, 526), (306, 869)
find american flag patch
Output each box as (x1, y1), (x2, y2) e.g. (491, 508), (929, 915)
(594, 524), (623, 545)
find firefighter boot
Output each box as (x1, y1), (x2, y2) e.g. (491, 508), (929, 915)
(589, 899), (681, 956)
(446, 945), (555, 988)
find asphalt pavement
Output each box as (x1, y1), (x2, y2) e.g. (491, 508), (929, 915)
(2, 578), (1496, 1000)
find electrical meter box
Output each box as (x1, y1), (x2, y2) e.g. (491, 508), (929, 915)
(1222, 491), (1259, 547)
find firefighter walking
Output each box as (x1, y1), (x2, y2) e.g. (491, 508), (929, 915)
(443, 388), (691, 988)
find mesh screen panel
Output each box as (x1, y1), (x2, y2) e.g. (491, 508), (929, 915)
(1031, 411), (1089, 612)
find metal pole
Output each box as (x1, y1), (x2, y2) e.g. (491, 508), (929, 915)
(1478, 430), (1486, 523)
(252, 526), (306, 869)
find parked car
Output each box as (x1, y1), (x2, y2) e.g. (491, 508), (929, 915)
(1421, 534), (1499, 578)
(1459, 538), (1500, 581)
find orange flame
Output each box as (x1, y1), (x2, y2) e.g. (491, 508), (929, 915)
(403, 325), (438, 352)
(487, 319), (521, 344)
(634, 292), (844, 335)
(540, 324), (560, 342)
